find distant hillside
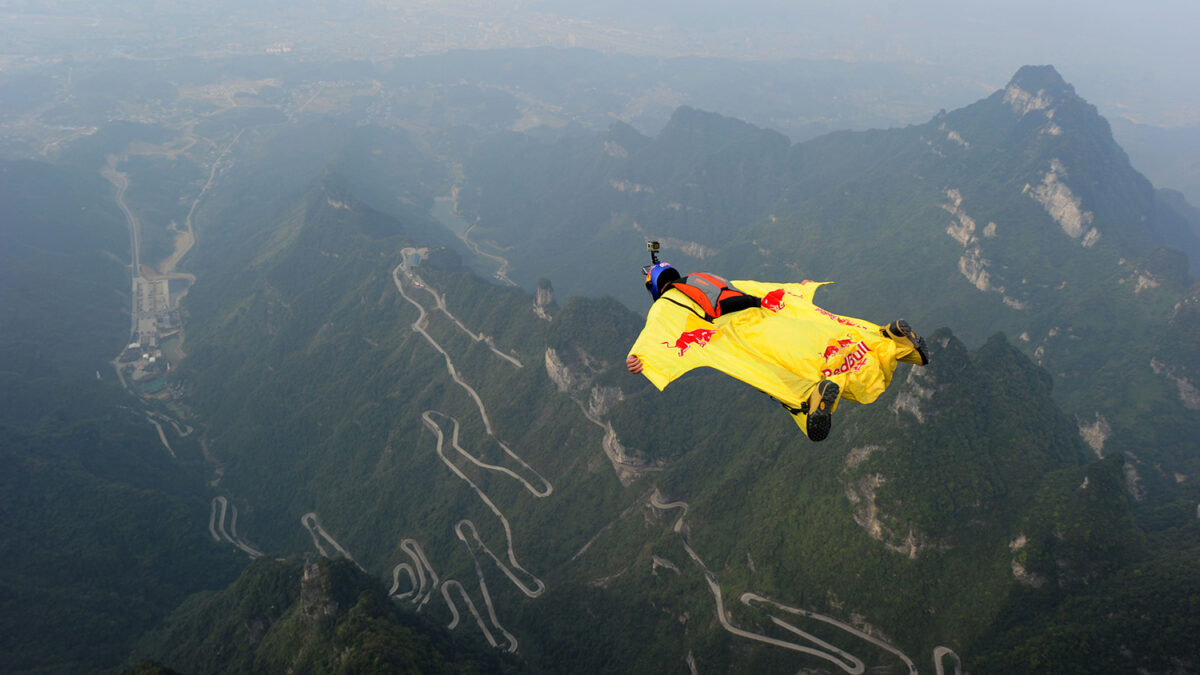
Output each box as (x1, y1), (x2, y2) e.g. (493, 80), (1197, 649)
(157, 134), (1198, 671)
(132, 558), (522, 674)
(7, 59), (1199, 674)
(456, 65), (1200, 506)
(0, 160), (243, 673)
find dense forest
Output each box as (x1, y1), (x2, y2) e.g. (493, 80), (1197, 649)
(1, 53), (1198, 673)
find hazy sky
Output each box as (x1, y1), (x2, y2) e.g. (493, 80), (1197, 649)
(4, 0), (1197, 125)
(526, 0), (1199, 125)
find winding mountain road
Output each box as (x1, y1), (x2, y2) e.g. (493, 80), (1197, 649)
(456, 521), (520, 653)
(301, 512), (366, 572)
(422, 412), (547, 598)
(209, 496), (264, 558)
(145, 415), (176, 458)
(648, 491), (960, 673)
(441, 579), (503, 648)
(385, 536), (508, 649)
(388, 538), (439, 609)
(934, 646), (963, 675)
(394, 259), (550, 495)
(387, 256), (558, 652)
(398, 250), (523, 368)
(390, 562), (417, 599)
(459, 223), (518, 288)
(411, 273), (523, 368)
(711, 576), (865, 673)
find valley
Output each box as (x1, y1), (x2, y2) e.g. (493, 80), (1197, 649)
(649, 490), (963, 674)
(390, 250), (552, 648)
(2, 49), (1197, 674)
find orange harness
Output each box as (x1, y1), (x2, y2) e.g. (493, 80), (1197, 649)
(666, 273), (757, 321)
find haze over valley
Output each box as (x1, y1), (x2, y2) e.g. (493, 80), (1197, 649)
(1, 3), (1198, 673)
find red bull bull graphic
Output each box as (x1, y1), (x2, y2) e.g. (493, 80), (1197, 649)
(761, 287), (810, 313)
(823, 337), (855, 360)
(762, 288), (787, 312)
(821, 336), (871, 377)
(664, 328), (717, 356)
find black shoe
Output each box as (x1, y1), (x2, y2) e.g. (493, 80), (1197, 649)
(884, 319), (929, 366)
(806, 380), (839, 442)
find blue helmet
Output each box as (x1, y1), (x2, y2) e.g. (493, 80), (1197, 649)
(644, 262), (680, 300)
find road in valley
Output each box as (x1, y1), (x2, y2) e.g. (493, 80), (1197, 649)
(441, 579), (502, 648)
(432, 193), (518, 288)
(390, 562), (417, 599)
(422, 412), (547, 598)
(162, 130), (243, 276)
(394, 257), (551, 496)
(460, 223), (518, 287)
(145, 415), (176, 458)
(389, 538), (439, 609)
(301, 512), (366, 572)
(209, 496), (264, 558)
(384, 256), (556, 652)
(934, 647), (963, 675)
(648, 490), (960, 674)
(147, 410), (193, 437)
(101, 158), (142, 279)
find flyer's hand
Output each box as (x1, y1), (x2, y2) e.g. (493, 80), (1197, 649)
(626, 354), (644, 374)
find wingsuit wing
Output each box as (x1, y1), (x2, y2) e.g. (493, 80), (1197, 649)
(627, 283), (831, 410)
(730, 279), (832, 317)
(628, 279), (907, 416)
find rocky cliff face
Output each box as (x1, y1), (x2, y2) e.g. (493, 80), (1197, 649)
(534, 278), (554, 320)
(544, 345), (661, 485)
(300, 559), (339, 622)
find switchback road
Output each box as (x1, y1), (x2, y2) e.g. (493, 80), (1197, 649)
(648, 490), (960, 673)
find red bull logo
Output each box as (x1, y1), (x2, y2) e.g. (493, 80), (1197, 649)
(815, 306), (871, 330)
(761, 287), (811, 313)
(664, 328), (717, 356)
(821, 339), (871, 377)
(823, 337), (855, 360)
(762, 288), (786, 312)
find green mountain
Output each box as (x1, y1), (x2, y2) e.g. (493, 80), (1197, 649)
(0, 159), (244, 673)
(131, 557), (521, 674)
(6, 61), (1200, 673)
(149, 146), (1194, 671)
(460, 65), (1200, 295)
(455, 65), (1200, 504)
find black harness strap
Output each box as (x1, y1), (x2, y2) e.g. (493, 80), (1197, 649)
(661, 294), (709, 321)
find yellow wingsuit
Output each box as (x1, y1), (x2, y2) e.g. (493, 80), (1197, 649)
(627, 279), (921, 436)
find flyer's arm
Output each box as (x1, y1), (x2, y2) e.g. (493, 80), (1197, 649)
(626, 299), (708, 391)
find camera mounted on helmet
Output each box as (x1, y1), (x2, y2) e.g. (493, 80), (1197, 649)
(642, 240), (679, 300)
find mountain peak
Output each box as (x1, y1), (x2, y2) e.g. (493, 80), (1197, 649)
(1003, 65), (1077, 114)
(658, 105), (786, 147)
(1009, 65), (1069, 91)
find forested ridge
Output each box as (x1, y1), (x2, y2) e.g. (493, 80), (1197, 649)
(2, 58), (1198, 673)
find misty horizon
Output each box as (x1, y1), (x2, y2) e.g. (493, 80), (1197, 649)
(3, 0), (1198, 128)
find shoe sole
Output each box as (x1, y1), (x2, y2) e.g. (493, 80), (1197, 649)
(806, 380), (839, 442)
(891, 319), (929, 366)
